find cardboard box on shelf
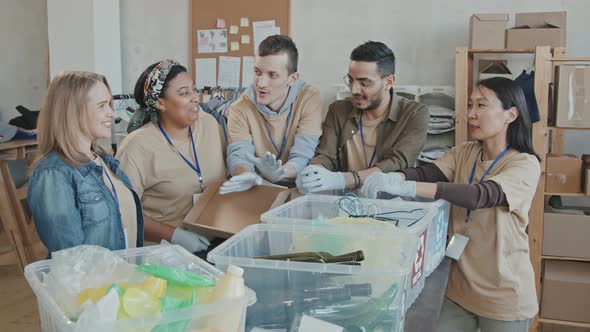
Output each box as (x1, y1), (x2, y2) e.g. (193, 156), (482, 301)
(542, 323), (590, 332)
(541, 260), (590, 324)
(478, 59), (512, 80)
(545, 154), (583, 193)
(469, 13), (508, 49)
(183, 181), (301, 238)
(554, 65), (590, 128)
(543, 213), (590, 259)
(506, 11), (566, 49)
(585, 166), (590, 196)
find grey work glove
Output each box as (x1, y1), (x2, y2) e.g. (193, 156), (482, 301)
(171, 228), (210, 253)
(246, 152), (286, 183)
(219, 172), (263, 194)
(361, 172), (416, 199)
(296, 165), (346, 194)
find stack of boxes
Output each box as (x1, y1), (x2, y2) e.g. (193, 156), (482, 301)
(469, 11), (567, 50)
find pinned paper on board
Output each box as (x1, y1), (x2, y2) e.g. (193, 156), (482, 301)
(253, 20), (280, 53)
(197, 29), (227, 53)
(195, 58), (217, 89)
(242, 56), (255, 87)
(240, 18), (249, 27)
(216, 19), (226, 28)
(218, 56), (241, 88)
(231, 42), (240, 51)
(229, 25), (239, 34)
(241, 35), (251, 44)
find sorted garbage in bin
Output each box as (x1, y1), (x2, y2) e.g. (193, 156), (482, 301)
(255, 250), (365, 264)
(41, 245), (219, 331)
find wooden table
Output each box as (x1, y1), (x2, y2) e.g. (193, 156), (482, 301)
(0, 140), (38, 270)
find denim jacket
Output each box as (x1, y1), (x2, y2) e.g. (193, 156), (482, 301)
(28, 152), (144, 255)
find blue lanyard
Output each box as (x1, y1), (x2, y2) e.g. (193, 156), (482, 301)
(100, 159), (119, 208)
(263, 105), (293, 160)
(465, 146), (510, 223)
(359, 113), (378, 169)
(158, 122), (204, 191)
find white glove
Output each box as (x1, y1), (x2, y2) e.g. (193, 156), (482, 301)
(361, 172), (416, 199)
(171, 228), (210, 253)
(219, 172), (263, 194)
(246, 152), (285, 183)
(296, 165), (345, 194)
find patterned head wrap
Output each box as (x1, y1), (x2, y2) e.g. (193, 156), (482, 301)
(127, 59), (181, 133)
(143, 59), (181, 112)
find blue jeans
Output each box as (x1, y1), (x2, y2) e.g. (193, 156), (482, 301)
(436, 298), (533, 332)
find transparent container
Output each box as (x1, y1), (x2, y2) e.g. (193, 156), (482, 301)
(208, 223), (419, 331)
(260, 194), (441, 311)
(24, 244), (256, 332)
(390, 197), (450, 277)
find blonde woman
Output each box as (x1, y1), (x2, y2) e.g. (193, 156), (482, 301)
(28, 72), (144, 255)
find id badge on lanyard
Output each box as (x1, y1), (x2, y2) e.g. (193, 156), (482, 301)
(445, 146), (510, 261)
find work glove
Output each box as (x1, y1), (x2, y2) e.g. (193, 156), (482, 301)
(361, 172), (416, 199)
(219, 172), (263, 194)
(296, 165), (345, 194)
(246, 152), (285, 183)
(171, 228), (210, 253)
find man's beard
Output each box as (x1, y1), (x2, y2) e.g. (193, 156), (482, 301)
(354, 94), (382, 112)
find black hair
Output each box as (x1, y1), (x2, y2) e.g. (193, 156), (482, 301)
(350, 41), (396, 76)
(477, 77), (540, 160)
(258, 35), (298, 74)
(133, 62), (188, 108)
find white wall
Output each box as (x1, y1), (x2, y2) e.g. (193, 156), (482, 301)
(0, 0), (48, 121)
(119, 0), (189, 94)
(47, 0), (122, 93)
(290, 0), (590, 155)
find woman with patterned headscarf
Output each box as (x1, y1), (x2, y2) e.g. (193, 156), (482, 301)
(116, 60), (226, 253)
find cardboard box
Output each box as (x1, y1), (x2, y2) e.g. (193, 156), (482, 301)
(545, 154), (583, 193)
(183, 181), (301, 238)
(506, 11), (566, 49)
(478, 59), (512, 80)
(542, 323), (590, 332)
(543, 213), (590, 259)
(554, 65), (590, 128)
(585, 166), (590, 195)
(469, 13), (508, 49)
(541, 260), (590, 324)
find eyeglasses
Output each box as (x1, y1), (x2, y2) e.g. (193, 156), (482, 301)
(343, 74), (391, 89)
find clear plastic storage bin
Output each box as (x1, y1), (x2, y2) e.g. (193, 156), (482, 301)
(208, 223), (419, 331)
(390, 198), (450, 277)
(24, 244), (256, 332)
(260, 194), (441, 311)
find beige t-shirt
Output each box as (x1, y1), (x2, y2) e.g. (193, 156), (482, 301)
(116, 111), (226, 227)
(94, 157), (137, 248)
(434, 141), (540, 320)
(346, 109), (390, 171)
(228, 83), (323, 166)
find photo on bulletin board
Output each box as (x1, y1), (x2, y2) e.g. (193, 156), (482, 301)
(198, 29), (228, 53)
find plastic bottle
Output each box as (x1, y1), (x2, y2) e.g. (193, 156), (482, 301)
(207, 265), (246, 331)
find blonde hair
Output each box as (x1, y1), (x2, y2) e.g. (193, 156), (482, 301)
(35, 71), (112, 167)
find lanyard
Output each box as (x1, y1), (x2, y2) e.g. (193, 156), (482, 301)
(465, 146), (510, 223)
(158, 122), (204, 191)
(263, 105), (293, 160)
(99, 158), (119, 208)
(359, 113), (378, 169)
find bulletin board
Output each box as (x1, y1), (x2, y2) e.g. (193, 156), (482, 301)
(189, 0), (290, 89)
